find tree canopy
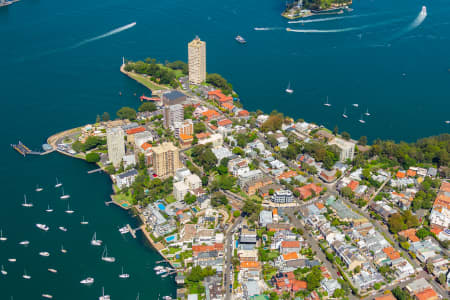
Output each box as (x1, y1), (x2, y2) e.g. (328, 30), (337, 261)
(116, 107), (137, 120)
(138, 102), (157, 112)
(206, 73), (232, 95)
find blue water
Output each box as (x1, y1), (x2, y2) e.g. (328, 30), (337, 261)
(0, 0), (449, 298)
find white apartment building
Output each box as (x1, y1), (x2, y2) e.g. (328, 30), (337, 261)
(188, 36), (206, 85)
(106, 127), (125, 167)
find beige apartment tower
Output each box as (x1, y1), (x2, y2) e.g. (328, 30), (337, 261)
(152, 142), (182, 178)
(188, 36), (206, 85)
(106, 127), (125, 168)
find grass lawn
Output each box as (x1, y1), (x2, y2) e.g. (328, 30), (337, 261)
(111, 192), (133, 205)
(166, 194), (176, 204)
(127, 72), (163, 91)
(157, 64), (184, 78)
(168, 246), (181, 254)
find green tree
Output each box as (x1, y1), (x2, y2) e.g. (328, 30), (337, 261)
(340, 186), (354, 199)
(333, 125), (339, 135)
(358, 136), (368, 146)
(102, 112), (110, 121)
(233, 210), (240, 218)
(95, 114), (101, 123)
(333, 289), (346, 298)
(341, 131), (351, 140)
(306, 266), (323, 291)
(416, 228), (430, 239)
(184, 192), (197, 205)
(138, 102), (157, 112)
(194, 122), (206, 134)
(116, 107), (137, 120)
(85, 152), (100, 163)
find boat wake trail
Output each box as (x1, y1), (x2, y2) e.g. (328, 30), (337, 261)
(390, 7), (427, 40)
(286, 18), (405, 33)
(288, 14), (368, 24)
(68, 22), (136, 49)
(253, 27), (283, 31)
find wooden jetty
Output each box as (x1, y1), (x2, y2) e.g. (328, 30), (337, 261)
(87, 168), (102, 174)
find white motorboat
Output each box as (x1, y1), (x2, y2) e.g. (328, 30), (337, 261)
(39, 251), (50, 257)
(156, 269), (167, 275)
(101, 245), (116, 263)
(0, 229), (7, 241)
(99, 287), (111, 300)
(60, 188), (70, 199)
(323, 96), (331, 107)
(35, 184), (43, 192)
(153, 266), (164, 271)
(352, 103), (359, 108)
(22, 270), (31, 279)
(91, 232), (102, 246)
(81, 216), (89, 225)
(8, 258), (16, 262)
(161, 273), (170, 278)
(162, 296), (173, 300)
(445, 120), (450, 124)
(59, 226), (68, 232)
(119, 266), (130, 279)
(364, 108), (370, 116)
(359, 114), (366, 124)
(19, 240), (30, 246)
(61, 245), (67, 253)
(48, 268), (58, 273)
(421, 5), (427, 16)
(342, 108), (348, 119)
(42, 294), (53, 299)
(36, 224), (50, 231)
(55, 177), (62, 188)
(65, 202), (74, 214)
(1, 265), (7, 275)
(119, 226), (129, 234)
(80, 277), (95, 285)
(22, 194), (33, 208)
(285, 82), (294, 94)
(45, 204), (54, 213)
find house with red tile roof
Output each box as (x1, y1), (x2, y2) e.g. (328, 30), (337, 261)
(141, 142), (152, 152)
(217, 118), (232, 128)
(414, 288), (439, 300)
(201, 109), (221, 121)
(277, 170), (297, 181)
(280, 241), (301, 254)
(295, 183), (323, 200)
(398, 228), (420, 243)
(179, 134), (193, 147)
(221, 102), (235, 111)
(126, 126), (146, 135)
(396, 171), (406, 178)
(195, 132), (211, 140)
(347, 180), (359, 192)
(271, 272), (307, 293)
(237, 110), (250, 118)
(382, 247), (401, 260)
(375, 294), (396, 300)
(207, 90), (233, 105)
(407, 169), (417, 177)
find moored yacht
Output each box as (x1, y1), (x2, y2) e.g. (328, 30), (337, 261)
(36, 224), (50, 231)
(81, 277), (95, 285)
(101, 245), (116, 263)
(1, 265), (7, 275)
(235, 35), (247, 44)
(35, 184), (43, 192)
(39, 251), (50, 257)
(55, 177), (62, 188)
(48, 268), (58, 273)
(364, 108), (370, 116)
(359, 114), (366, 124)
(8, 258), (16, 262)
(0, 229), (7, 241)
(22, 270), (31, 279)
(285, 82), (294, 94)
(91, 232), (102, 246)
(22, 194), (33, 208)
(352, 103), (359, 108)
(42, 294), (53, 299)
(58, 226), (68, 232)
(323, 96), (331, 107)
(445, 120), (450, 124)
(342, 108), (348, 119)
(99, 287), (111, 300)
(119, 266), (130, 279)
(60, 245), (67, 253)
(45, 204), (54, 213)
(19, 240), (30, 246)
(60, 188), (70, 199)
(65, 202), (74, 214)
(119, 226), (129, 234)
(81, 216), (89, 225)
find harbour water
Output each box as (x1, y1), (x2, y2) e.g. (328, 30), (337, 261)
(0, 0), (449, 298)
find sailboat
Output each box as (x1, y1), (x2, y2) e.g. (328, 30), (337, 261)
(22, 269), (31, 279)
(55, 177), (62, 188)
(364, 108), (370, 116)
(101, 245), (116, 263)
(359, 114), (366, 124)
(60, 188), (70, 199)
(35, 184), (43, 192)
(45, 204), (54, 213)
(285, 82), (294, 94)
(323, 96), (331, 107)
(19, 240), (30, 246)
(91, 232), (102, 246)
(0, 229), (7, 241)
(352, 103), (359, 108)
(445, 120), (450, 124)
(22, 194), (33, 207)
(65, 202), (74, 214)
(81, 216), (89, 225)
(136, 293), (140, 300)
(1, 265), (7, 275)
(99, 287), (111, 300)
(342, 108), (348, 119)
(60, 245), (67, 253)
(119, 266), (130, 279)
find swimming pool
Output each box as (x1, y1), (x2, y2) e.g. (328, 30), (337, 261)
(165, 235), (176, 242)
(157, 203), (165, 211)
(122, 203), (129, 208)
(192, 207), (198, 213)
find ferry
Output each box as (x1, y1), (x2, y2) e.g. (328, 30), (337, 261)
(81, 277), (95, 285)
(235, 35), (247, 44)
(19, 240), (30, 246)
(39, 251), (50, 257)
(48, 268), (58, 274)
(42, 294), (53, 299)
(36, 224), (50, 231)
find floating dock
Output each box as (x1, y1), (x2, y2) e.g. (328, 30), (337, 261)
(11, 141), (55, 157)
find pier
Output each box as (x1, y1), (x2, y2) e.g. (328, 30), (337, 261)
(87, 168), (102, 174)
(126, 224), (143, 239)
(11, 141), (55, 157)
